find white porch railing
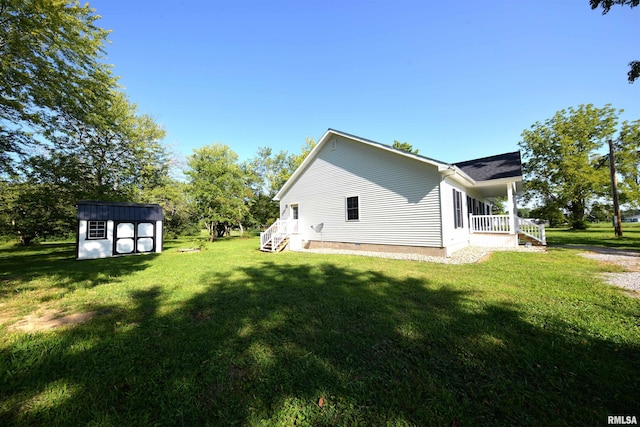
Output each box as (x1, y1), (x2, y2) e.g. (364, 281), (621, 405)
(260, 219), (298, 252)
(470, 214), (511, 233)
(469, 214), (546, 245)
(517, 217), (546, 245)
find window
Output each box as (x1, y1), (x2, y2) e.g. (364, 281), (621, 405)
(88, 220), (107, 239)
(346, 196), (359, 221)
(453, 190), (464, 229)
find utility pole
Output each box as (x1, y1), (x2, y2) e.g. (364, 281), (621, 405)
(608, 139), (623, 237)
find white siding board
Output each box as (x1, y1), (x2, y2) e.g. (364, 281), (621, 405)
(440, 178), (471, 249)
(279, 136), (442, 248)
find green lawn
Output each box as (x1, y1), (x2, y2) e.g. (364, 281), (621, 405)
(0, 232), (638, 426)
(546, 221), (640, 249)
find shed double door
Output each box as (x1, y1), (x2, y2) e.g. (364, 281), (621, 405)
(114, 221), (156, 255)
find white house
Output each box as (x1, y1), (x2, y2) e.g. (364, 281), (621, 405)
(260, 129), (545, 257)
(77, 201), (163, 260)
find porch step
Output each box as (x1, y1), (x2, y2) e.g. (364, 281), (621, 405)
(260, 237), (289, 253)
(518, 233), (546, 246)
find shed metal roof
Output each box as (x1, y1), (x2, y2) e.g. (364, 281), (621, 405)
(77, 201), (163, 221)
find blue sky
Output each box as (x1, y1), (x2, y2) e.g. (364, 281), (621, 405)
(91, 0), (639, 165)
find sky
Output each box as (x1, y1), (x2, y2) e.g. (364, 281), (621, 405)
(90, 0), (639, 165)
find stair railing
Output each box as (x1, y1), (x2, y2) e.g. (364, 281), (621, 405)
(517, 217), (546, 245)
(260, 219), (296, 252)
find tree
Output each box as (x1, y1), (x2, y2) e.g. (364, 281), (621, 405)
(186, 144), (249, 241)
(140, 179), (199, 239)
(0, 0), (116, 173)
(245, 147), (290, 199)
(0, 180), (76, 245)
(243, 147), (286, 228)
(392, 140), (419, 154)
(616, 119), (640, 208)
(287, 137), (317, 172)
(519, 104), (620, 229)
(530, 204), (567, 227)
(0, 91), (170, 244)
(40, 91), (168, 201)
(590, 0), (640, 83)
(245, 138), (316, 228)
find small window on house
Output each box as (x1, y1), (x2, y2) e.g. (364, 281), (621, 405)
(88, 220), (107, 239)
(453, 190), (464, 229)
(346, 196), (359, 221)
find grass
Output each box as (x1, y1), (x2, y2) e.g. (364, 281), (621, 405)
(0, 231), (639, 426)
(545, 221), (640, 249)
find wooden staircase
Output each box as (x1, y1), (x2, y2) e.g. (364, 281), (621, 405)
(260, 219), (297, 252)
(260, 236), (290, 252)
(518, 233), (545, 246)
(517, 217), (546, 246)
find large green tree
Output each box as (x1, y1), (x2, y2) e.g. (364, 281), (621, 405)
(0, 180), (76, 245)
(139, 179), (199, 239)
(44, 91), (168, 200)
(519, 104), (620, 229)
(244, 138), (316, 228)
(616, 119), (640, 208)
(590, 0), (639, 83)
(0, 91), (170, 244)
(186, 144), (249, 241)
(0, 0), (115, 173)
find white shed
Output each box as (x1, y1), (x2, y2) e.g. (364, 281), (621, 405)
(76, 201), (163, 260)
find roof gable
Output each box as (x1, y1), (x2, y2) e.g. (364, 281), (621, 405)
(274, 129), (459, 200)
(274, 129), (522, 200)
(454, 151), (522, 182)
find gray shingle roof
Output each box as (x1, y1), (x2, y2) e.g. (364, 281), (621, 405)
(454, 151), (522, 182)
(77, 201), (163, 221)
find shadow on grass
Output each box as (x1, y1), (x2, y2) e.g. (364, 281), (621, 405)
(0, 242), (159, 297)
(1, 259), (638, 426)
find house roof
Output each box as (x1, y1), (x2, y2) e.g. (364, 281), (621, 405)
(326, 128), (451, 168)
(77, 201), (164, 221)
(453, 151), (522, 181)
(274, 129), (522, 200)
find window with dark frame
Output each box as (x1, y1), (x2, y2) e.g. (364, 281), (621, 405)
(87, 220), (107, 239)
(453, 189), (464, 229)
(346, 196), (359, 221)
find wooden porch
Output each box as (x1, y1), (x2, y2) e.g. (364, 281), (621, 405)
(469, 214), (546, 246)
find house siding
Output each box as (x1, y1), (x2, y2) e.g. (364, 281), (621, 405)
(440, 178), (471, 253)
(279, 135), (443, 248)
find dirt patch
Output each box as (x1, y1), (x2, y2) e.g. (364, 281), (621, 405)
(7, 309), (98, 333)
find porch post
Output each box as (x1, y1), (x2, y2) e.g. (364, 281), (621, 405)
(507, 182), (516, 234)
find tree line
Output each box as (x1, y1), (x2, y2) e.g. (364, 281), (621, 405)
(0, 0), (312, 244)
(1, 1), (638, 245)
(519, 104), (640, 228)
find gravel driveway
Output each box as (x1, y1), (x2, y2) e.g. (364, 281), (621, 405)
(570, 245), (640, 296)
